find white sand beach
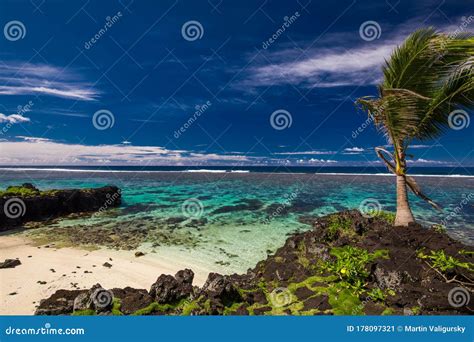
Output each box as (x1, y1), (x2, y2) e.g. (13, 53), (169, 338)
(0, 236), (209, 315)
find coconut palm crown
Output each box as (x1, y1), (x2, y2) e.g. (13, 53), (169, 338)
(356, 28), (474, 226)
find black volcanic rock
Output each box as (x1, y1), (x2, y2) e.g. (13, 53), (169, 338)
(0, 185), (121, 231)
(0, 259), (21, 269)
(35, 289), (87, 315)
(200, 273), (242, 306)
(149, 269), (194, 304)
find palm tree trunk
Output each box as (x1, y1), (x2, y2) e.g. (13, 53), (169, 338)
(394, 175), (415, 226)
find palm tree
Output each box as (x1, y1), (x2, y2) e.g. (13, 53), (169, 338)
(357, 28), (473, 226)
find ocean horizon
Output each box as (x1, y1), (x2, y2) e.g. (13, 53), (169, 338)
(1, 165), (473, 177)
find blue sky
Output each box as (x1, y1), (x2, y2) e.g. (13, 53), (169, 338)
(0, 0), (472, 166)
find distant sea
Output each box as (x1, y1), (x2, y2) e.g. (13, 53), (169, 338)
(0, 165), (473, 176)
(0, 166), (472, 273)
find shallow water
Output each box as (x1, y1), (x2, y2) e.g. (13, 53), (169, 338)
(0, 170), (473, 274)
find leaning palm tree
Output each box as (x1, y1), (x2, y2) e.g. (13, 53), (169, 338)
(357, 28), (473, 226)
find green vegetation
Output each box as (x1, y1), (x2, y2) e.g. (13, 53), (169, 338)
(111, 298), (123, 315)
(375, 211), (396, 225)
(459, 249), (474, 257)
(323, 246), (389, 289)
(222, 302), (243, 315)
(418, 249), (473, 273)
(381, 308), (394, 315)
(328, 287), (363, 315)
(366, 288), (386, 302)
(71, 309), (96, 316)
(357, 28), (474, 226)
(242, 246), (392, 316)
(432, 224), (446, 233)
(132, 301), (181, 315)
(326, 215), (354, 241)
(0, 186), (39, 197)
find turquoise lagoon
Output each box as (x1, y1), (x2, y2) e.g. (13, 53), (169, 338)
(0, 169), (473, 274)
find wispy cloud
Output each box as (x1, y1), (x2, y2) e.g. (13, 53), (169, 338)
(241, 43), (393, 89)
(0, 138), (343, 166)
(273, 150), (337, 155)
(0, 113), (30, 124)
(0, 62), (99, 101)
(0, 139), (258, 165)
(410, 158), (449, 165)
(238, 19), (459, 90)
(344, 147), (365, 153)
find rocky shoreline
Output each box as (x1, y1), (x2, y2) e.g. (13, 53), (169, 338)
(0, 184), (121, 231)
(35, 211), (474, 315)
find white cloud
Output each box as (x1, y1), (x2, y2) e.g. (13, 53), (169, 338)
(274, 150), (337, 155)
(239, 20), (459, 89)
(409, 144), (442, 149)
(0, 140), (343, 166)
(0, 140), (259, 165)
(16, 136), (51, 143)
(0, 62), (98, 101)
(344, 147), (365, 153)
(0, 113), (30, 124)
(410, 158), (448, 165)
(241, 43), (394, 89)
